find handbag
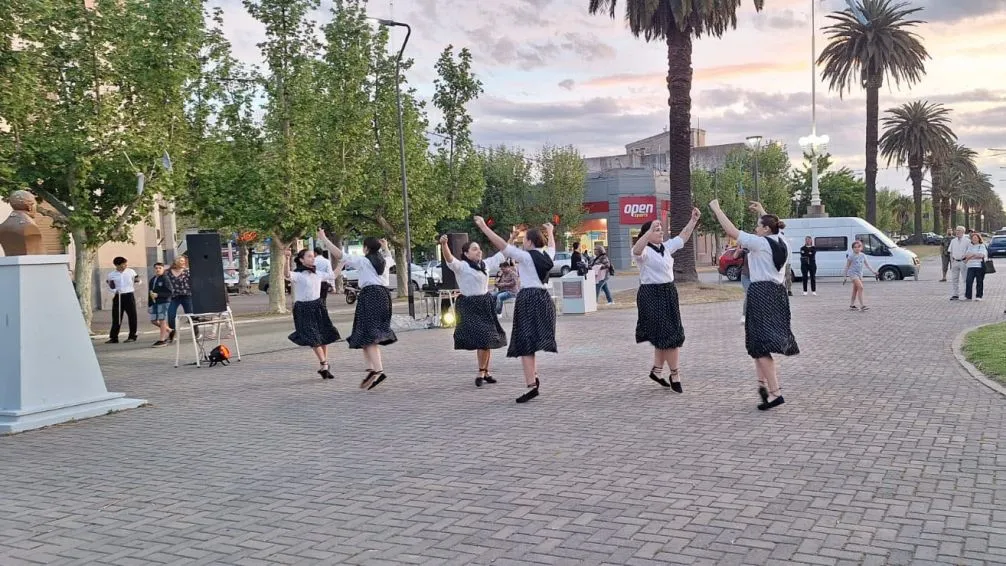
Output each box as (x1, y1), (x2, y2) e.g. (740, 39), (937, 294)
(984, 259), (996, 274)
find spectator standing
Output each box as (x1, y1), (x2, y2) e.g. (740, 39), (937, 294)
(314, 246), (335, 306)
(106, 256), (140, 344)
(947, 226), (969, 300)
(570, 242), (585, 275)
(964, 233), (989, 301)
(799, 236), (817, 295)
(148, 262), (173, 347)
(166, 256), (194, 342)
(940, 229), (953, 282)
(735, 246), (751, 324)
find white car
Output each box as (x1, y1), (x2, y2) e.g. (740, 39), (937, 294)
(550, 251), (572, 276)
(343, 263), (434, 292)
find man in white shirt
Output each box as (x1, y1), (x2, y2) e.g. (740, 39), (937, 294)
(313, 246), (335, 306)
(106, 256), (141, 343)
(947, 226), (969, 300)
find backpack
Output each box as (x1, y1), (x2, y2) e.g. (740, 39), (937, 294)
(208, 344), (231, 367)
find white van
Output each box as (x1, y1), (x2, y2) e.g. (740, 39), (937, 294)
(781, 217), (920, 281)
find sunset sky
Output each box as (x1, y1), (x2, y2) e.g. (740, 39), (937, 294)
(217, 0), (1006, 205)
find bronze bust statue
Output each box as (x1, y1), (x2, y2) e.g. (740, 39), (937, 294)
(0, 190), (44, 256)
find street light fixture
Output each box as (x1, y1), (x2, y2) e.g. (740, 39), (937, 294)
(375, 18), (416, 318)
(745, 135), (763, 202)
(799, 133), (830, 211)
(801, 0), (829, 218)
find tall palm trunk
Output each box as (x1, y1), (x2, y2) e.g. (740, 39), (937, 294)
(949, 197), (958, 228)
(910, 165), (923, 240)
(963, 203), (971, 231)
(864, 77), (881, 225)
(931, 164), (942, 235)
(932, 195), (942, 235)
(666, 28), (696, 282)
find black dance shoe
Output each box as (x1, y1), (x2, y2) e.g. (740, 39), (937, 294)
(669, 369), (683, 393)
(758, 385), (769, 403)
(360, 371), (378, 389)
(757, 396), (785, 411)
(649, 366), (670, 388)
(482, 375), (497, 384)
(367, 372), (388, 390)
(516, 378), (539, 403)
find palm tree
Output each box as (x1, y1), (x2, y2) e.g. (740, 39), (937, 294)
(819, 0), (929, 225)
(587, 0), (764, 282)
(934, 144), (978, 229)
(891, 194), (913, 236)
(879, 101), (955, 242)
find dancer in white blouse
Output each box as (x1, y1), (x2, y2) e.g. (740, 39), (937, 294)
(709, 200), (799, 411)
(474, 217), (557, 404)
(317, 230), (397, 390)
(284, 248), (342, 379)
(440, 234), (509, 386)
(631, 208), (701, 392)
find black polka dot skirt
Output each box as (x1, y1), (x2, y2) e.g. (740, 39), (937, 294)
(745, 281), (800, 359)
(506, 287), (557, 358)
(288, 298), (341, 347)
(453, 293), (508, 351)
(347, 285), (398, 349)
(635, 282), (685, 350)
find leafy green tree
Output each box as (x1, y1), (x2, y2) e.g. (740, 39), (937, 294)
(789, 154), (866, 219)
(243, 0), (325, 313)
(875, 188), (901, 234)
(588, 0), (765, 282)
(819, 0), (929, 224)
(0, 0), (204, 329)
(879, 100), (955, 242)
(532, 145), (587, 240)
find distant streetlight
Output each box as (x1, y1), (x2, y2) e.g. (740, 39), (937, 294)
(745, 135), (763, 201)
(801, 0), (830, 218)
(375, 18), (415, 318)
(799, 134), (830, 211)
(792, 190), (804, 217)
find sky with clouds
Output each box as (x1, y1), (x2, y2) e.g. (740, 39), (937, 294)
(216, 0), (1006, 205)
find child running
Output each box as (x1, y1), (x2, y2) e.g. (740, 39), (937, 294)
(843, 240), (878, 311)
(474, 216), (557, 404)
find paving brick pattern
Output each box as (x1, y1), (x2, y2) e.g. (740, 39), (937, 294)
(4, 258), (1006, 565)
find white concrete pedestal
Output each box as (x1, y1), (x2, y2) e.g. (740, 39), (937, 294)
(0, 255), (145, 434)
(560, 271), (598, 314)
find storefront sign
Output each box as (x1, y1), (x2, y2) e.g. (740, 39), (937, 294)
(619, 196), (657, 225)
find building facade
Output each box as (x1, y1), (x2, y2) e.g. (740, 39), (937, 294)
(577, 130), (746, 270)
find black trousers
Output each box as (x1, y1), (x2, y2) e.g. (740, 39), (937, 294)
(801, 263), (817, 292)
(965, 267), (985, 299)
(110, 292), (138, 340)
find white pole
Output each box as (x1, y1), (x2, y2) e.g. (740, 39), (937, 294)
(810, 0), (821, 208)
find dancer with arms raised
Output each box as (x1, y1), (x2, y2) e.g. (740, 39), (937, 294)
(284, 248), (341, 379)
(631, 208), (701, 392)
(440, 234), (510, 387)
(317, 230), (397, 390)
(474, 217), (557, 404)
(709, 200), (799, 410)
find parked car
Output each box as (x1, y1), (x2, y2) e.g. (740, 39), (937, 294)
(896, 232), (942, 246)
(343, 262), (433, 293)
(988, 235), (1006, 258)
(550, 251), (572, 276)
(718, 247), (743, 281)
(783, 216), (920, 281)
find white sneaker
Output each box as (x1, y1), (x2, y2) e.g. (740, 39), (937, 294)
(812, 292), (817, 296)
(976, 298), (984, 302)
(802, 292), (807, 296)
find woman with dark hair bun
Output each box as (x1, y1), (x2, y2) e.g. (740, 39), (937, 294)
(709, 200), (799, 411)
(631, 208), (701, 392)
(440, 234), (511, 386)
(284, 247), (341, 379)
(317, 230), (397, 390)
(474, 216), (557, 404)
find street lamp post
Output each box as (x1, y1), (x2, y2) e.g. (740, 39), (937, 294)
(377, 18), (415, 318)
(799, 0), (829, 218)
(745, 135), (763, 202)
(792, 190), (804, 217)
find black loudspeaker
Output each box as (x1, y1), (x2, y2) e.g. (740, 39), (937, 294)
(439, 233), (469, 290)
(186, 232), (228, 313)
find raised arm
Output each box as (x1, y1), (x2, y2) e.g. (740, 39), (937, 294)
(631, 222), (655, 256)
(508, 226), (519, 246)
(439, 235), (456, 264)
(283, 249), (293, 280)
(316, 229), (344, 262)
(676, 207), (702, 244)
(474, 216), (508, 252)
(733, 246), (745, 259)
(543, 222), (556, 250)
(749, 201), (767, 218)
(709, 200), (740, 240)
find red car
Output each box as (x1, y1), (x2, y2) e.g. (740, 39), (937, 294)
(718, 247), (744, 281)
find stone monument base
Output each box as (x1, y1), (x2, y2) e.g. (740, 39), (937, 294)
(804, 204), (829, 218)
(0, 255), (145, 434)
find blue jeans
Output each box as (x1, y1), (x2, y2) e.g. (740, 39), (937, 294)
(168, 295), (194, 330)
(494, 291), (515, 314)
(596, 279), (613, 303)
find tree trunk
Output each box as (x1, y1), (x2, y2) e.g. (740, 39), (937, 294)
(666, 28), (696, 282)
(72, 228), (98, 332)
(931, 166), (942, 236)
(910, 166), (923, 241)
(963, 203), (971, 231)
(949, 198), (958, 228)
(394, 246), (408, 297)
(268, 237), (288, 314)
(237, 240), (252, 294)
(864, 81), (881, 225)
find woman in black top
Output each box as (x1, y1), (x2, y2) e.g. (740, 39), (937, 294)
(800, 236), (817, 295)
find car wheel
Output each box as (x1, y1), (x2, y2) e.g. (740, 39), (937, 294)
(560, 266), (570, 276)
(346, 292), (357, 305)
(261, 283), (270, 293)
(725, 265), (741, 282)
(410, 281), (420, 293)
(879, 267), (900, 281)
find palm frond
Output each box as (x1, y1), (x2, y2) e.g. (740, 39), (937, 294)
(587, 0), (765, 41)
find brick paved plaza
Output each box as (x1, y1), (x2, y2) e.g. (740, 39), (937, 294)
(4, 258), (1006, 565)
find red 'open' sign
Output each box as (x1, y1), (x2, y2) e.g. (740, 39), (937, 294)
(618, 196), (657, 225)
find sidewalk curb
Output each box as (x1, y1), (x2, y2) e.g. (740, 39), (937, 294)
(951, 322), (1006, 398)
